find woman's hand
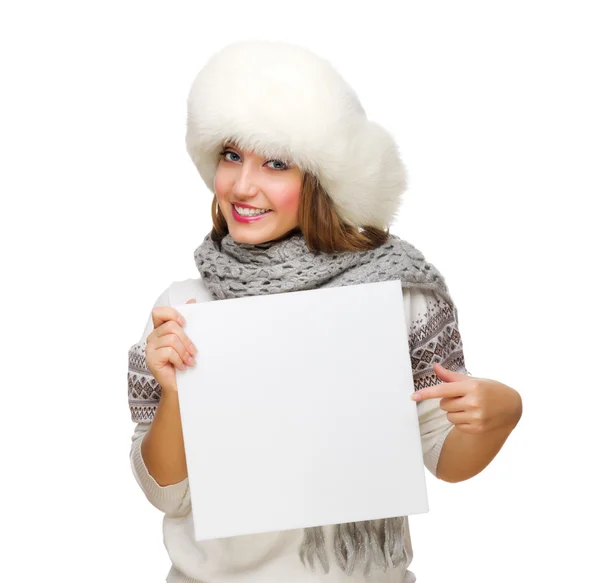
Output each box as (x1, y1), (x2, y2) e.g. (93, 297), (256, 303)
(411, 363), (522, 435)
(145, 298), (197, 393)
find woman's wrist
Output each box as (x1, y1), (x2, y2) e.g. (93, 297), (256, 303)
(160, 384), (180, 401)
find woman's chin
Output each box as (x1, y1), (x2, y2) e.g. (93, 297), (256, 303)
(226, 213), (300, 245)
(228, 224), (272, 245)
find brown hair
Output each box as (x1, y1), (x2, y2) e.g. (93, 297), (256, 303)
(210, 172), (390, 253)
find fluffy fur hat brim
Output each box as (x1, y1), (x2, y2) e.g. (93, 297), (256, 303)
(186, 40), (407, 229)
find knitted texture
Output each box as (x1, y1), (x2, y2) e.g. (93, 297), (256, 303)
(194, 232), (453, 305)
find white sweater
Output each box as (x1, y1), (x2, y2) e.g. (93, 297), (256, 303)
(129, 277), (469, 583)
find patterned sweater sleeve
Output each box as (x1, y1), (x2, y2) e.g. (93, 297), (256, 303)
(404, 286), (471, 477)
(127, 285), (191, 517)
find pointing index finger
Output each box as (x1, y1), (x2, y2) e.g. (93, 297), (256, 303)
(412, 381), (466, 402)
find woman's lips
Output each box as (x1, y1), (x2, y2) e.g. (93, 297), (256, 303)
(231, 205), (273, 223)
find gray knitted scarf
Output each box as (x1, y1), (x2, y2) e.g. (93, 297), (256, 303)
(193, 231), (451, 576)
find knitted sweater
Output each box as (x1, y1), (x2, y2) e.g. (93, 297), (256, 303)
(128, 277), (469, 583)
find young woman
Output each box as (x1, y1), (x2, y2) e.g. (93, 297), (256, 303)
(127, 40), (522, 583)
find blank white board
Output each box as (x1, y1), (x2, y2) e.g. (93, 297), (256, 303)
(175, 280), (428, 541)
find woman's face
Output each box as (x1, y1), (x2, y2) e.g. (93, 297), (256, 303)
(214, 143), (303, 245)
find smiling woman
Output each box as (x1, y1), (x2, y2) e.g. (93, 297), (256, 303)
(127, 38), (521, 583)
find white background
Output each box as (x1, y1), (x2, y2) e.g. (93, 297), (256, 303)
(1, 1), (598, 581)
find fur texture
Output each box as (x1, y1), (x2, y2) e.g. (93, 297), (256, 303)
(185, 40), (408, 229)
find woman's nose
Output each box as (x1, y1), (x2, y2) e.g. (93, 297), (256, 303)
(231, 163), (259, 197)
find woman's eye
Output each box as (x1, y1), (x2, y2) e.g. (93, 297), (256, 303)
(266, 159), (289, 170)
(223, 151), (241, 162)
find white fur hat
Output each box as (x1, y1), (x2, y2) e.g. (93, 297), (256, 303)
(185, 40), (408, 229)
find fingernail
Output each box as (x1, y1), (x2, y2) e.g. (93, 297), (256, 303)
(189, 343), (197, 355)
(411, 393), (420, 401)
(178, 316), (185, 325)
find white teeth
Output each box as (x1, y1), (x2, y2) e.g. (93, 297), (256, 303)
(234, 205), (270, 216)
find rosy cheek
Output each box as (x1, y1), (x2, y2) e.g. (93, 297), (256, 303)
(214, 171), (230, 204)
(274, 185), (302, 213)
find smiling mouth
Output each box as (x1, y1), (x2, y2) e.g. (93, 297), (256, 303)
(232, 204), (272, 217)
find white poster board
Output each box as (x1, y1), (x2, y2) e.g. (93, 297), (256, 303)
(175, 280), (428, 541)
